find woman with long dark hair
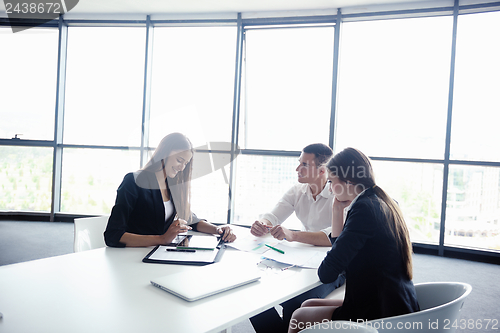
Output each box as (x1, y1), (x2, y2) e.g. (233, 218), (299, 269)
(104, 132), (235, 247)
(288, 147), (419, 332)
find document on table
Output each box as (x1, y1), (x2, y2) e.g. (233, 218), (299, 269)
(260, 243), (326, 269)
(225, 233), (281, 254)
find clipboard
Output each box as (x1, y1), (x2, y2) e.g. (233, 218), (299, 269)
(142, 238), (226, 266)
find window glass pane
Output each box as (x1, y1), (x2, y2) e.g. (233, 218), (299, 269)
(451, 11), (500, 162)
(190, 152), (231, 223)
(61, 148), (140, 214)
(445, 165), (500, 251)
(336, 17), (453, 159)
(233, 155), (302, 230)
(241, 27), (334, 151)
(0, 28), (58, 140)
(372, 160), (443, 244)
(150, 27), (236, 148)
(64, 27), (145, 146)
(0, 146), (53, 212)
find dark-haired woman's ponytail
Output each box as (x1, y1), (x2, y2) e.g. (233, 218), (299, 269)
(373, 185), (413, 280)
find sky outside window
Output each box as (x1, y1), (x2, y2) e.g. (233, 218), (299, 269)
(335, 16), (453, 159)
(0, 28), (58, 141)
(149, 26), (236, 149)
(64, 27), (146, 147)
(241, 26), (334, 151)
(451, 11), (500, 162)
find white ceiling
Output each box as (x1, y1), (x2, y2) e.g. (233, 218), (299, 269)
(64, 0), (437, 16)
(0, 0), (451, 21)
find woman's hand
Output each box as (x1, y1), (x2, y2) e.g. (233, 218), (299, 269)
(331, 197), (352, 236)
(216, 225), (236, 243)
(160, 219), (192, 244)
(333, 197), (352, 212)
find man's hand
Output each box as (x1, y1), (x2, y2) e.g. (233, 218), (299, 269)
(251, 220), (272, 236)
(270, 225), (294, 241)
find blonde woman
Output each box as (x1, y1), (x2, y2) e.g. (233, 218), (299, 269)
(105, 133), (235, 247)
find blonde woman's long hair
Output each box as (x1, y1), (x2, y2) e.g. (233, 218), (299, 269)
(327, 147), (413, 280)
(141, 133), (194, 223)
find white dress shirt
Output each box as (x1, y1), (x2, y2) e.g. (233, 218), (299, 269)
(260, 183), (334, 237)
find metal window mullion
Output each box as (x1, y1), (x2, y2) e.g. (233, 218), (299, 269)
(439, 0), (460, 256)
(50, 17), (68, 222)
(329, 9), (342, 152)
(227, 13), (244, 224)
(140, 16), (154, 167)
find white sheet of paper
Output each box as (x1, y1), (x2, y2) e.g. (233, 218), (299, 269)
(261, 243), (324, 268)
(300, 250), (327, 269)
(225, 233), (280, 254)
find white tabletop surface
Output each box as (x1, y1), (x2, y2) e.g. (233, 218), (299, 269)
(0, 226), (329, 333)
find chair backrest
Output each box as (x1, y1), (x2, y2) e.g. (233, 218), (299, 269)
(367, 282), (472, 333)
(299, 320), (378, 332)
(73, 215), (109, 252)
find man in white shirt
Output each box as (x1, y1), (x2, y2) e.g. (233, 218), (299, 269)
(249, 143), (345, 333)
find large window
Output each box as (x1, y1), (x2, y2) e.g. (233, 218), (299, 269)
(60, 27), (147, 214)
(240, 26), (334, 151)
(445, 10), (500, 251)
(334, 16), (456, 246)
(233, 155), (302, 230)
(0, 27), (58, 212)
(1, 4), (500, 257)
(64, 27), (146, 146)
(335, 16), (453, 159)
(373, 160), (444, 244)
(0, 28), (58, 141)
(149, 27), (237, 147)
(190, 151), (232, 223)
(149, 26), (237, 218)
(0, 146), (53, 212)
(445, 166), (500, 250)
(445, 12), (500, 250)
(60, 148), (140, 214)
(451, 11), (500, 162)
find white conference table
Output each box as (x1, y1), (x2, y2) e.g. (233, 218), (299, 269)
(0, 227), (330, 333)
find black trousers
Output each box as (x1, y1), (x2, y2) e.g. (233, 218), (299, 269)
(249, 273), (346, 333)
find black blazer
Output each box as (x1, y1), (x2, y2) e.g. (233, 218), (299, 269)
(318, 188), (419, 321)
(104, 171), (200, 247)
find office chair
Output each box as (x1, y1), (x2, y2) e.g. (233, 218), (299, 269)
(73, 215), (109, 252)
(299, 320), (378, 332)
(299, 282), (471, 332)
(367, 282), (471, 332)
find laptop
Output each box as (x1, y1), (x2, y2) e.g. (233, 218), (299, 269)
(150, 262), (261, 301)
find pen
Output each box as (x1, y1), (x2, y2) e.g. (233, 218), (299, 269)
(265, 244), (285, 254)
(166, 248), (196, 253)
